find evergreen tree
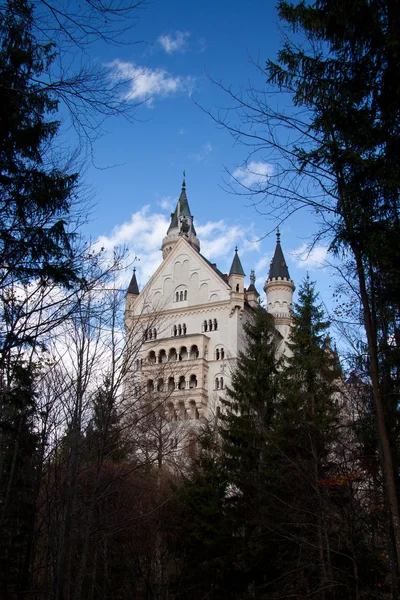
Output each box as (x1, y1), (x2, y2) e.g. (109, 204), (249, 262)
(266, 0), (400, 578)
(174, 308), (283, 599)
(0, 1), (79, 594)
(0, 0), (79, 292)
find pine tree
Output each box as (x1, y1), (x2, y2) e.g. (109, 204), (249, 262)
(0, 2), (79, 594)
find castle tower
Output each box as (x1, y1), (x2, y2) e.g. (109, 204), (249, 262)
(228, 246), (245, 297)
(161, 177), (200, 259)
(264, 231), (295, 343)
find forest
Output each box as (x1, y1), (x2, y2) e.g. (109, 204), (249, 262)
(0, 0), (399, 598)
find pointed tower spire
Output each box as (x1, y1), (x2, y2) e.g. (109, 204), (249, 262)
(126, 267), (139, 296)
(264, 230), (295, 342)
(229, 246), (245, 276)
(268, 228), (291, 280)
(162, 175), (200, 258)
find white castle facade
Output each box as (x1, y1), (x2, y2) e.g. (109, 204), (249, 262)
(124, 179), (295, 423)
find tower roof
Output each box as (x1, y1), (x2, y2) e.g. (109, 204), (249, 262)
(247, 269), (259, 295)
(229, 247), (245, 276)
(167, 177), (196, 235)
(268, 230), (291, 280)
(126, 267), (139, 295)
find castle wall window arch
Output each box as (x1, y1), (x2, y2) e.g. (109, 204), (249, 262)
(203, 318), (218, 332)
(174, 285), (188, 302)
(148, 350), (156, 364)
(179, 346), (188, 361)
(189, 374), (197, 389)
(215, 376), (224, 390)
(168, 348), (177, 361)
(215, 345), (225, 360)
(190, 345), (199, 359)
(173, 323), (187, 336)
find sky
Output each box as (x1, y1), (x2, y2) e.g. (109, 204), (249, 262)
(75, 0), (337, 317)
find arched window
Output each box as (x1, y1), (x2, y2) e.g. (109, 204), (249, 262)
(158, 349), (167, 364)
(204, 320), (208, 332)
(143, 330), (148, 341)
(169, 348), (177, 361)
(184, 290), (187, 300)
(175, 292), (179, 302)
(157, 378), (164, 392)
(179, 401), (187, 420)
(215, 346), (224, 360)
(179, 346), (187, 361)
(190, 345), (199, 360)
(183, 323), (187, 335)
(178, 376), (186, 390)
(189, 374), (197, 389)
(215, 378), (220, 390)
(178, 324), (182, 336)
(168, 377), (175, 391)
(147, 379), (154, 392)
(236, 284), (240, 292)
(213, 319), (218, 330)
(173, 325), (177, 336)
(148, 329), (153, 340)
(208, 319), (212, 331)
(148, 351), (156, 364)
(180, 291), (183, 301)
(220, 377), (224, 389)
(153, 328), (157, 339)
(167, 402), (175, 421)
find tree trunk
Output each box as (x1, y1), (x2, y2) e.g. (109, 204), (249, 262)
(354, 247), (400, 577)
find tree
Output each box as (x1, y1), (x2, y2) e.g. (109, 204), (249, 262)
(204, 0), (400, 581)
(173, 308), (283, 599)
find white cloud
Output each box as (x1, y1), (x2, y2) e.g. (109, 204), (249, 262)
(190, 142), (212, 162)
(158, 196), (175, 211)
(292, 243), (329, 269)
(108, 60), (195, 104)
(96, 209), (262, 290)
(232, 161), (274, 188)
(158, 31), (191, 54)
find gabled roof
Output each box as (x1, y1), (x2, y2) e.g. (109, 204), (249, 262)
(167, 179), (197, 235)
(127, 268), (139, 295)
(268, 231), (291, 280)
(229, 247), (245, 276)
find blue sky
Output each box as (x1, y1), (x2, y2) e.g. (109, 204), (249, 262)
(77, 0), (337, 316)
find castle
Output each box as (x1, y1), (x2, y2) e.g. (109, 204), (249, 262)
(124, 178), (295, 422)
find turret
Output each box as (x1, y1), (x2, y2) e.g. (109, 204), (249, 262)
(161, 176), (200, 258)
(229, 247), (245, 297)
(264, 231), (295, 341)
(125, 267), (139, 325)
(246, 269), (260, 308)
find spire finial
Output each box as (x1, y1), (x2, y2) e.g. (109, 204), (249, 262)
(276, 227), (281, 243)
(235, 245), (238, 252)
(182, 170), (186, 189)
(133, 267), (136, 274)
(250, 269), (255, 285)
